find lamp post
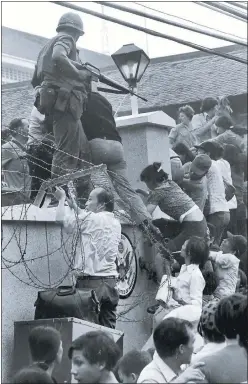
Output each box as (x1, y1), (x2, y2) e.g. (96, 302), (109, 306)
(111, 44), (150, 115)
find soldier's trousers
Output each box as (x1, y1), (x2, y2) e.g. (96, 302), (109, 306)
(52, 110), (91, 177)
(51, 111), (92, 202)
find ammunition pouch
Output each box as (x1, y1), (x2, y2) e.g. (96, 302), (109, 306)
(37, 86), (57, 115)
(38, 83), (86, 121)
(54, 87), (71, 113)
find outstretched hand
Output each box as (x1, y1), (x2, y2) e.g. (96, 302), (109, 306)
(54, 187), (66, 201)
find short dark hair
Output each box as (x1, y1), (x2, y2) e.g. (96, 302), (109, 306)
(198, 141), (224, 160)
(140, 162), (168, 184)
(12, 367), (54, 384)
(28, 326), (61, 365)
(153, 317), (193, 359)
(200, 324), (225, 343)
(215, 294), (247, 340)
(178, 105), (195, 121)
(68, 331), (121, 371)
(200, 97), (218, 113)
(8, 118), (25, 137)
(173, 143), (195, 163)
(118, 350), (152, 377)
(97, 188), (114, 212)
(215, 115), (233, 131)
(185, 236), (210, 267)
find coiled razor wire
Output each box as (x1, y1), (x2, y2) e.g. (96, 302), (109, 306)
(1, 131), (172, 320)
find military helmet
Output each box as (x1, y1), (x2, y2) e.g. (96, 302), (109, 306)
(56, 12), (84, 35)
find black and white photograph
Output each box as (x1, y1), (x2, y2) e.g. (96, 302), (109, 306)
(1, 1), (247, 383)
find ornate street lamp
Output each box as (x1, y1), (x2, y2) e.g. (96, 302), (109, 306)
(111, 44), (150, 115)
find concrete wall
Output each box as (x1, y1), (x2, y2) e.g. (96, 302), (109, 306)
(2, 207), (157, 382)
(2, 111), (174, 381)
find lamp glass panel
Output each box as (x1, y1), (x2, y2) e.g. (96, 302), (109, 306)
(136, 53), (150, 82)
(120, 61), (138, 81)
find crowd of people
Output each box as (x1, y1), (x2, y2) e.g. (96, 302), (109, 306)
(11, 292), (248, 383)
(1, 11), (247, 384)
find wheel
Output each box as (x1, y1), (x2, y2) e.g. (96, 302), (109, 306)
(116, 233), (137, 299)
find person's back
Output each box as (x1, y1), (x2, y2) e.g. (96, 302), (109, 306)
(199, 343), (247, 383)
(81, 92), (121, 143)
(64, 209), (121, 276)
(181, 154), (211, 212)
(186, 176), (207, 212)
(213, 129), (245, 153)
(206, 161), (228, 214)
(36, 33), (85, 91)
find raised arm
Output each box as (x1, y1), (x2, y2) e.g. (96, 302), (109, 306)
(169, 127), (178, 148)
(54, 187), (66, 224)
(52, 37), (91, 83)
(192, 114), (216, 138)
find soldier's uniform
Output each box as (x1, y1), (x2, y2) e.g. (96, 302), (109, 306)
(32, 13), (91, 183)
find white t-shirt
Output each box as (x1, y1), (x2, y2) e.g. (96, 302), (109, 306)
(206, 161), (229, 214)
(174, 264), (205, 307)
(63, 210), (121, 276)
(210, 251), (240, 299)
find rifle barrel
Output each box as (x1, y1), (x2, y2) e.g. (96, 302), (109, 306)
(99, 73), (147, 102)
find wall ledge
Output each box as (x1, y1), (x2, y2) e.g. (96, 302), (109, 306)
(1, 204), (133, 226)
(115, 110), (176, 130)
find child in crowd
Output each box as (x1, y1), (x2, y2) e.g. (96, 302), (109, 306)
(69, 331), (121, 384)
(12, 367), (54, 384)
(209, 232), (242, 300)
(181, 154), (211, 211)
(117, 350), (152, 383)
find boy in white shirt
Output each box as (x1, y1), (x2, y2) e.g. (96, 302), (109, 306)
(210, 231), (242, 299)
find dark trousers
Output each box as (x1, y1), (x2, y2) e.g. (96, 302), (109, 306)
(27, 142), (54, 200)
(166, 218), (208, 253)
(207, 211), (230, 245)
(52, 111), (91, 178)
(51, 111), (92, 204)
(76, 277), (119, 329)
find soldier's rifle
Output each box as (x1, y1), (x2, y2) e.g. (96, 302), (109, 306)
(80, 62), (148, 102)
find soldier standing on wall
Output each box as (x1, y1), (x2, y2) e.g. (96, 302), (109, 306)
(31, 12), (93, 201)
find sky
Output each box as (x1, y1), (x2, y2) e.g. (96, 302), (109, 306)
(2, 1), (247, 58)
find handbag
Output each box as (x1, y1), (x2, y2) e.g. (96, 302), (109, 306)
(156, 275), (176, 305)
(34, 285), (100, 324)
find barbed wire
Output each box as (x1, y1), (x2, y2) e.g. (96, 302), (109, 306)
(1, 128), (173, 323)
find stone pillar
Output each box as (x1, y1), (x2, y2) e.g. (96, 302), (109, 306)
(116, 110), (175, 190)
